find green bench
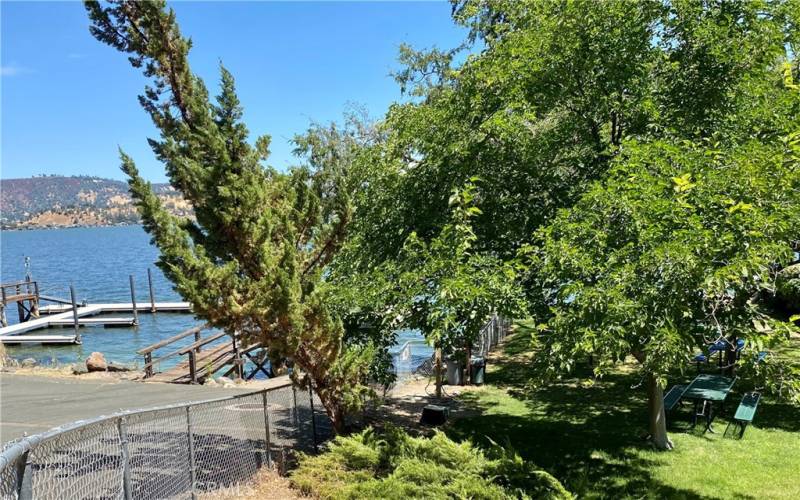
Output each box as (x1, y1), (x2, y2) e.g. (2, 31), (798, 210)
(663, 384), (686, 412)
(728, 392), (761, 438)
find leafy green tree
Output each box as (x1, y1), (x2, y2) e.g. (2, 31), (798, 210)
(342, 0), (799, 449)
(349, 0), (798, 268)
(336, 182), (522, 396)
(523, 128), (800, 449)
(85, 0), (371, 432)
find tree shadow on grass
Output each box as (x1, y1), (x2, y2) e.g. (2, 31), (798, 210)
(449, 377), (726, 499)
(447, 335), (727, 499)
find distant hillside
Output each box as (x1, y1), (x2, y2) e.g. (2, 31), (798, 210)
(0, 176), (192, 229)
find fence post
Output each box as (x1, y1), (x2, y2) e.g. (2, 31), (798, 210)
(15, 450), (32, 500)
(292, 385), (299, 427)
(186, 406), (197, 499)
(308, 385), (318, 452)
(262, 390), (272, 469)
(117, 417), (133, 500)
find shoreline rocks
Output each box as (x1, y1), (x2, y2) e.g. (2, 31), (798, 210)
(86, 352), (108, 372)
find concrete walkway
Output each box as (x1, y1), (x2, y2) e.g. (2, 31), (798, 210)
(0, 373), (288, 443)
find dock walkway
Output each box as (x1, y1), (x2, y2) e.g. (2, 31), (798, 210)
(0, 302), (191, 344)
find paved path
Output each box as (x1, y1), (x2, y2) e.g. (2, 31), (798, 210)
(0, 373), (287, 443)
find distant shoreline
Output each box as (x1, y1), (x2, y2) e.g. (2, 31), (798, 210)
(1, 222), (142, 232)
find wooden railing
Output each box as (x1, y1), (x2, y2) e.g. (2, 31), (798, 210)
(0, 280), (40, 326)
(137, 324), (267, 383)
(137, 324), (208, 378)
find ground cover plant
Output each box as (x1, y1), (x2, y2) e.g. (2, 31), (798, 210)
(290, 425), (571, 499)
(448, 333), (800, 499)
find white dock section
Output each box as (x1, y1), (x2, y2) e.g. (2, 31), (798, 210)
(39, 302), (191, 315)
(0, 302), (191, 344)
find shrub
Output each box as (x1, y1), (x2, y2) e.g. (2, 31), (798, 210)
(290, 426), (571, 499)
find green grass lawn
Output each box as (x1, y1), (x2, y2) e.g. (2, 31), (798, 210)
(447, 334), (800, 499)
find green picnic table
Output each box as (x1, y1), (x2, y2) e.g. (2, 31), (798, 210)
(680, 374), (736, 432)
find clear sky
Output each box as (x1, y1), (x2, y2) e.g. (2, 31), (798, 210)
(1, 1), (467, 182)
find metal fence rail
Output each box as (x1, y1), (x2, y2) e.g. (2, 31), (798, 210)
(474, 313), (509, 359)
(408, 313), (510, 377)
(0, 382), (331, 500)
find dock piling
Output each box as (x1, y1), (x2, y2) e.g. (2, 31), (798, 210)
(0, 288), (7, 327)
(15, 285), (25, 323)
(147, 268), (156, 313)
(69, 285), (81, 344)
(129, 275), (139, 326)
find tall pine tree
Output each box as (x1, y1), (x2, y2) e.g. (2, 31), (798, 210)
(85, 0), (371, 432)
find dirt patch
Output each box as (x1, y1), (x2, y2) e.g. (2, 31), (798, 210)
(199, 468), (301, 500)
(364, 376), (485, 434)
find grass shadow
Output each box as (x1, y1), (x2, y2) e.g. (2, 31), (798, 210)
(444, 334), (792, 499)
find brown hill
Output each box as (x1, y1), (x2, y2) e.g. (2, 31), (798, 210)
(0, 176), (191, 229)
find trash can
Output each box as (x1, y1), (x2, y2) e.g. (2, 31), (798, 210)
(470, 356), (486, 385)
(445, 358), (463, 385)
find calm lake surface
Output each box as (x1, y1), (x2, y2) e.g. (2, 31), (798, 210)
(0, 226), (430, 374)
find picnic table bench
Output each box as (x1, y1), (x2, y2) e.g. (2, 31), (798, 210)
(727, 392), (761, 439)
(663, 385), (686, 412)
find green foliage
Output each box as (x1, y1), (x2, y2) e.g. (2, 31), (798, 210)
(333, 181), (523, 358)
(776, 264), (800, 312)
(84, 0), (374, 431)
(291, 426), (571, 499)
(524, 131), (800, 395)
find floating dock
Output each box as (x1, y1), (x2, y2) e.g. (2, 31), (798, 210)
(0, 302), (191, 345)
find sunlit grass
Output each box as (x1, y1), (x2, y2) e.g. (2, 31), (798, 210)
(448, 334), (800, 499)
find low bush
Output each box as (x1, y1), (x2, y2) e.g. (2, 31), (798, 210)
(290, 426), (571, 499)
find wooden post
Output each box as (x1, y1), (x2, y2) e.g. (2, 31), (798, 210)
(15, 285), (25, 323)
(194, 328), (201, 354)
(70, 284), (81, 344)
(144, 352), (153, 378)
(232, 333), (243, 379)
(188, 350), (197, 384)
(1, 287), (8, 327)
(147, 268), (156, 313)
(31, 281), (40, 319)
(129, 275), (139, 326)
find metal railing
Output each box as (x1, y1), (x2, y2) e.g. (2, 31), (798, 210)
(0, 381), (332, 500)
(406, 313), (510, 377)
(474, 313), (509, 358)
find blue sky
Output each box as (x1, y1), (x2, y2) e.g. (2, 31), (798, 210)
(1, 1), (467, 182)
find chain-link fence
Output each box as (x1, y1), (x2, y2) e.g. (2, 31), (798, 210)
(0, 381), (331, 500)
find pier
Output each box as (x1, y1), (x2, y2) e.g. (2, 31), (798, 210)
(0, 302), (191, 344)
(0, 266), (191, 345)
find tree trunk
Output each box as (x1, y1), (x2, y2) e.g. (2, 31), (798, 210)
(434, 346), (443, 398)
(317, 386), (346, 434)
(465, 343), (472, 386)
(646, 373), (674, 450)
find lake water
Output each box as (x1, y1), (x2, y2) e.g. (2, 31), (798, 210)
(0, 226), (431, 375)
